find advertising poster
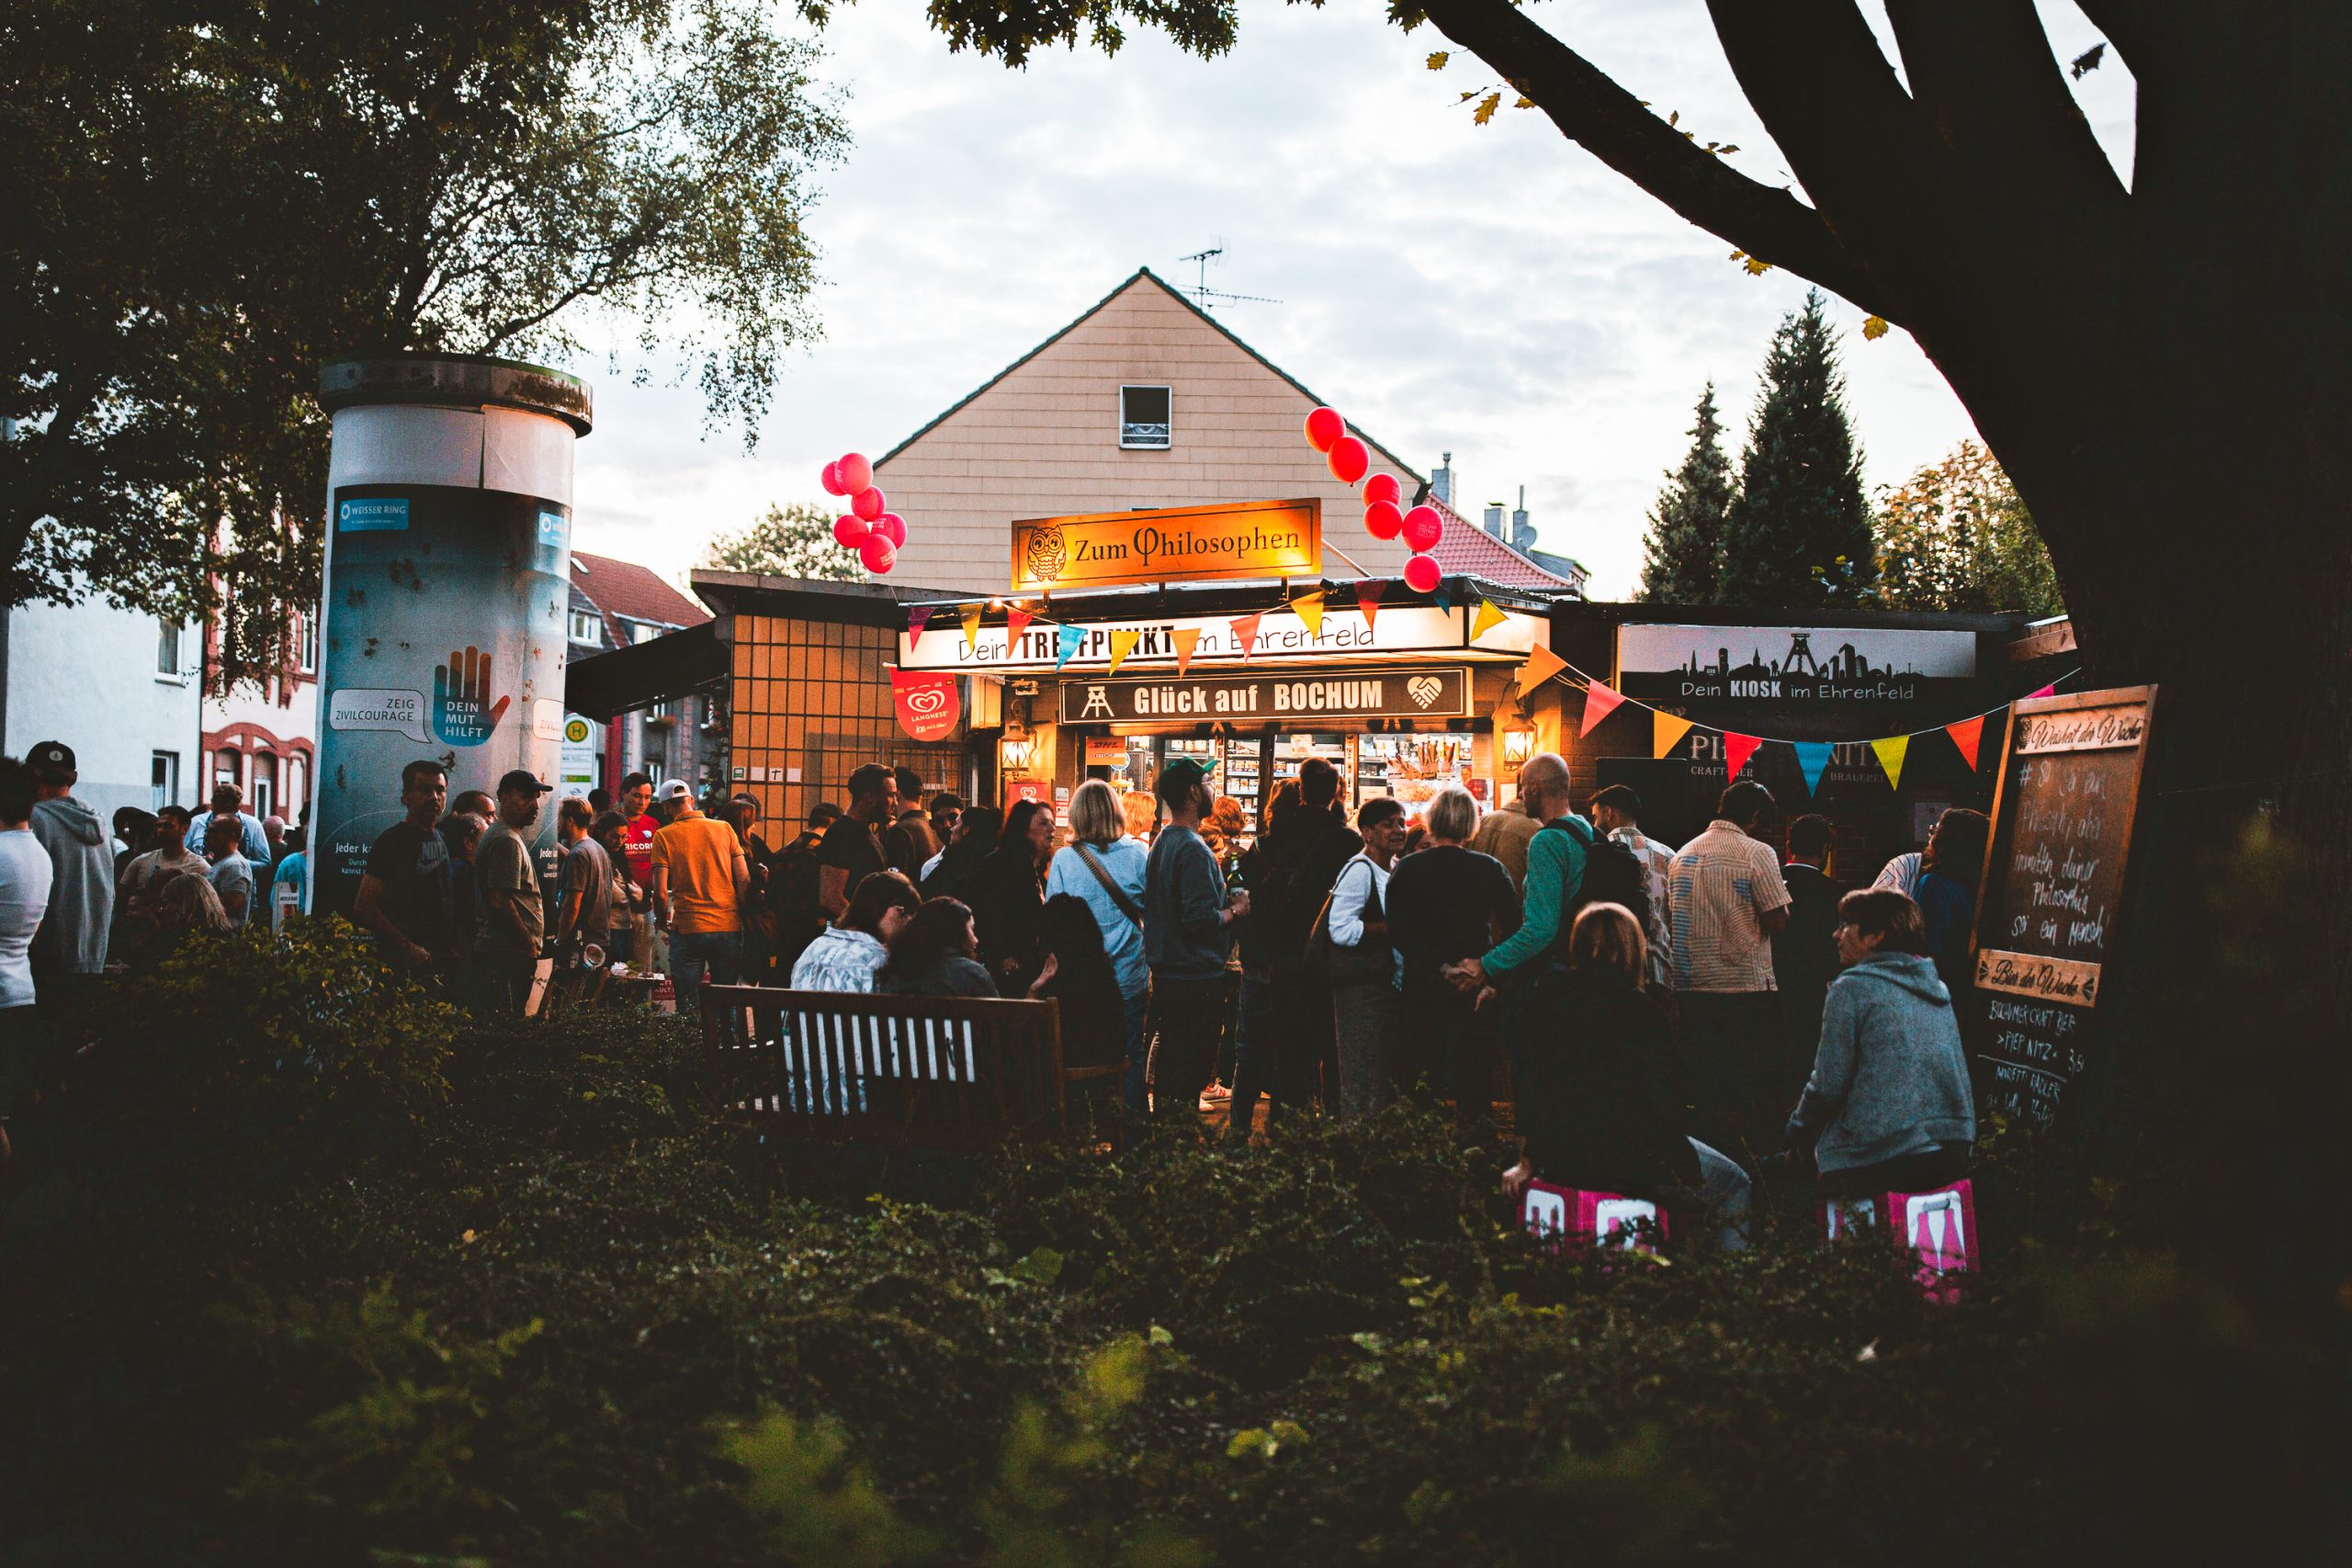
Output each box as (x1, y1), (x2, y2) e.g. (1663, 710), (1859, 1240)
(314, 484), (570, 915)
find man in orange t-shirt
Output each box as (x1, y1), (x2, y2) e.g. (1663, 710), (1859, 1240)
(650, 781), (750, 1022)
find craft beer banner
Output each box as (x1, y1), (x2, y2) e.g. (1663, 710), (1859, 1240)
(1058, 665), (1471, 725)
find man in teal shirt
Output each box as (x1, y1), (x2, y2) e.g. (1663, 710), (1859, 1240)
(1448, 752), (1590, 997)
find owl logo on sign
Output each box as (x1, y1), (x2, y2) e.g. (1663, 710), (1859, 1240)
(1023, 525), (1068, 586)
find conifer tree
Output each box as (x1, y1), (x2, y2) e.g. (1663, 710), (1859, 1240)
(1717, 291), (1872, 608)
(1638, 383), (1736, 603)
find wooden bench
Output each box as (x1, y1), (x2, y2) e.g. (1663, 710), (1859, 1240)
(701, 985), (1121, 1149)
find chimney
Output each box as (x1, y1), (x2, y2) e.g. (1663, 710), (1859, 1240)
(1431, 452), (1453, 506)
(1511, 485), (1535, 553)
(1483, 503), (1505, 538)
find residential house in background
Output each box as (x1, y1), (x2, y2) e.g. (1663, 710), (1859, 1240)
(199, 603), (319, 824)
(1, 597), (206, 820)
(567, 550), (720, 793)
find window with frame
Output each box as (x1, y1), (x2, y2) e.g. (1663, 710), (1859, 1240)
(296, 615), (318, 673)
(156, 619), (182, 677)
(1119, 385), (1171, 449)
(568, 608), (605, 646)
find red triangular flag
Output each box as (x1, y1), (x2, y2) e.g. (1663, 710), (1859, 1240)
(1578, 681), (1625, 738)
(907, 605), (930, 649)
(1944, 715), (1984, 771)
(1005, 604), (1034, 643)
(1231, 612), (1263, 660)
(1724, 732), (1763, 781)
(1355, 580), (1385, 629)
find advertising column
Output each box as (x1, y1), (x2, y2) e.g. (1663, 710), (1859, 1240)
(310, 355), (594, 916)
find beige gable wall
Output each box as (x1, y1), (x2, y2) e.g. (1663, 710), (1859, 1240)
(876, 273), (1419, 593)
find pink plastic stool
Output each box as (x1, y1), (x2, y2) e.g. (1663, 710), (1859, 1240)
(1522, 1179), (1671, 1255)
(1819, 1178), (1977, 1302)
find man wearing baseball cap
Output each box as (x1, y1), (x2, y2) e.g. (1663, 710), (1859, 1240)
(24, 742), (114, 988)
(650, 778), (749, 1023)
(473, 769), (553, 1014)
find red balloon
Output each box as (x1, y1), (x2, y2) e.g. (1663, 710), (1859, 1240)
(874, 512), (907, 547)
(1363, 500), (1404, 540)
(1401, 504), (1444, 553)
(1304, 406), (1345, 453)
(851, 485), (886, 522)
(1328, 435), (1369, 486)
(1363, 472), (1402, 506)
(1404, 552), (1442, 593)
(859, 534), (897, 573)
(820, 460), (845, 496)
(838, 452), (873, 493)
(832, 513), (869, 547)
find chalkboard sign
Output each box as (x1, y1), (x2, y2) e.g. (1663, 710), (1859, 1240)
(1969, 686), (2158, 1123)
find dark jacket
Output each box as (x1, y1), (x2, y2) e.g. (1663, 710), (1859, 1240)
(1036, 961), (1125, 1070)
(1776, 863), (1849, 1046)
(1385, 843), (1520, 1003)
(1516, 968), (1701, 1191)
(970, 846), (1046, 989)
(880, 953), (1000, 998)
(1144, 824), (1228, 981)
(1254, 807), (1360, 971)
(921, 836), (992, 905)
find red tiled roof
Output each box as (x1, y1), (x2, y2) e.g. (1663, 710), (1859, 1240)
(570, 551), (712, 637)
(1421, 500), (1581, 591)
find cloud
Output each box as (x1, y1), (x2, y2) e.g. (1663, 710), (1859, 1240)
(569, 1), (2135, 598)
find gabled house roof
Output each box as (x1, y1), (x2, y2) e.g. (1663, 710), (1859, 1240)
(570, 550), (712, 649)
(875, 267), (1426, 485)
(1422, 500), (1585, 593)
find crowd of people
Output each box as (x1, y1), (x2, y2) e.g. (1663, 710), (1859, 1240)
(1, 729), (1989, 1233)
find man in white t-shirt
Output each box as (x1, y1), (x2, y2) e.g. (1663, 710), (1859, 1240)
(204, 816), (256, 929)
(1, 754), (59, 1130)
(1667, 780), (1794, 1155)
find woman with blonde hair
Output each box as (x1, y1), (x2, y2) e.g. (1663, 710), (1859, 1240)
(1046, 778), (1152, 1111)
(1502, 901), (1751, 1248)
(1119, 788), (1159, 844)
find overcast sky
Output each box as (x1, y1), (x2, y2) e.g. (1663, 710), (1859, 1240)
(569, 1), (2134, 601)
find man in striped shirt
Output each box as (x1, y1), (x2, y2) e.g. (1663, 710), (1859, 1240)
(1668, 780), (1793, 1157)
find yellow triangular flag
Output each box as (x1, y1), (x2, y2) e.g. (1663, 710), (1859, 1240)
(960, 604), (982, 650)
(1517, 644), (1567, 694)
(1172, 626), (1203, 677)
(1107, 626), (1141, 675)
(1870, 735), (1910, 789)
(1653, 712), (1695, 759)
(1293, 592), (1325, 637)
(1471, 598), (1507, 640)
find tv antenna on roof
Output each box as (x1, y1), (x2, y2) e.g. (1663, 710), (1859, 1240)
(1179, 243), (1282, 311)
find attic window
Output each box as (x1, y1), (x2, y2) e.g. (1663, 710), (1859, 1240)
(568, 608), (603, 646)
(1120, 385), (1171, 449)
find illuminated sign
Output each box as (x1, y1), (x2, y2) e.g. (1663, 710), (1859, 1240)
(899, 604), (1536, 672)
(1012, 498), (1319, 592)
(1057, 666), (1471, 725)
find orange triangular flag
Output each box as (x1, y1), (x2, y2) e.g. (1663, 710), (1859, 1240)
(1173, 626), (1203, 677)
(1005, 604), (1034, 642)
(1517, 644), (1567, 694)
(1653, 712), (1694, 759)
(1724, 732), (1763, 780)
(1579, 681), (1625, 738)
(1870, 735), (1910, 789)
(1231, 613), (1263, 660)
(1471, 598), (1507, 640)
(1293, 592), (1326, 637)
(1945, 715), (1984, 771)
(960, 605), (982, 650)
(1107, 627), (1140, 675)
(1355, 581), (1384, 629)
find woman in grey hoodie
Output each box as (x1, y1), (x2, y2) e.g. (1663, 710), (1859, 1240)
(1786, 888), (1976, 1196)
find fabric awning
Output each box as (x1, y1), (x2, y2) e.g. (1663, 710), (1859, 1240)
(563, 620), (728, 721)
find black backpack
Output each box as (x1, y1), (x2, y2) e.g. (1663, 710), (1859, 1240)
(1544, 818), (1652, 958)
(771, 832), (828, 958)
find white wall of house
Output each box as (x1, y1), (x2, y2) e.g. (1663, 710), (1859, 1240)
(4, 598), (206, 820)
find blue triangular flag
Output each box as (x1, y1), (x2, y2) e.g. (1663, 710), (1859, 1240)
(1794, 741), (1833, 796)
(1055, 622), (1085, 671)
(1432, 579), (1455, 612)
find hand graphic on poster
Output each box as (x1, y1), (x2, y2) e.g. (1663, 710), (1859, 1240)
(432, 646), (511, 746)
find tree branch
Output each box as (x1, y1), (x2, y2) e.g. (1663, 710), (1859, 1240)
(1416, 0), (1900, 321)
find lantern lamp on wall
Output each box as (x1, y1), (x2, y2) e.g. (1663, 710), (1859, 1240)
(1001, 731), (1035, 773)
(1500, 710), (1536, 767)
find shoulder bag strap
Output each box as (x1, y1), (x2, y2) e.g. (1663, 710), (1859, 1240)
(1072, 842), (1145, 929)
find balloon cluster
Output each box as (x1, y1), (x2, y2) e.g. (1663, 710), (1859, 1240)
(820, 451), (908, 574)
(1304, 406), (1445, 593)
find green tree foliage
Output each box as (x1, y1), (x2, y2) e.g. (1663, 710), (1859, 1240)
(1717, 291), (1872, 608)
(1637, 383), (1735, 603)
(703, 502), (863, 581)
(1873, 441), (2064, 616)
(0, 0), (845, 685)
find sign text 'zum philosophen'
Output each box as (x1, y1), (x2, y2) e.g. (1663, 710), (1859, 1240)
(1012, 498), (1320, 592)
